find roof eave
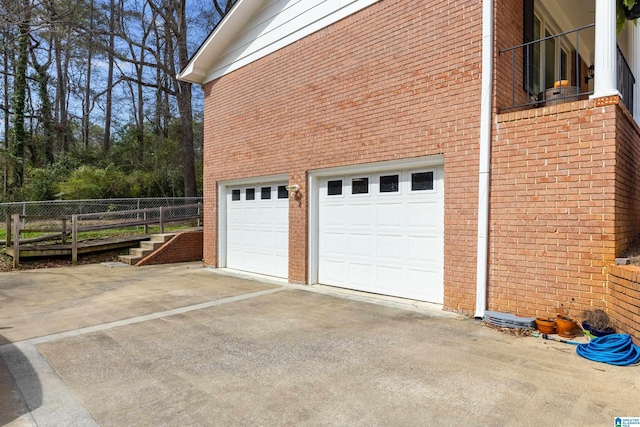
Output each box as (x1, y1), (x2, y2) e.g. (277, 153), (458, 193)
(177, 0), (264, 85)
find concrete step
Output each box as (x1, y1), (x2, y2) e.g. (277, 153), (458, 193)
(118, 254), (142, 265)
(129, 247), (154, 258)
(117, 232), (176, 266)
(150, 233), (176, 243)
(140, 240), (165, 251)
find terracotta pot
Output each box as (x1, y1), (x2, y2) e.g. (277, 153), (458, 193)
(556, 316), (577, 338)
(535, 317), (556, 334)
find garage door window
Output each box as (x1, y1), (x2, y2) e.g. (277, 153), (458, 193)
(261, 187), (271, 199)
(232, 189), (241, 201)
(278, 185), (288, 199)
(328, 180), (343, 196)
(379, 175), (399, 193)
(411, 171), (434, 192)
(246, 188), (255, 200)
(351, 177), (369, 195)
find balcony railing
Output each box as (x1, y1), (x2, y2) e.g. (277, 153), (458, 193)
(499, 24), (635, 114)
(618, 44), (635, 113)
(499, 24), (593, 112)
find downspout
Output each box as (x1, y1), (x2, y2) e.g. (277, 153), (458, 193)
(475, 0), (494, 318)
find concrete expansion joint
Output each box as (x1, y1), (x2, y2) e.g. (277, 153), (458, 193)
(0, 267), (459, 427)
(0, 285), (289, 427)
(6, 287), (288, 348)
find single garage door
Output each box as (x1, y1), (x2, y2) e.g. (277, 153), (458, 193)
(227, 183), (289, 278)
(318, 166), (444, 303)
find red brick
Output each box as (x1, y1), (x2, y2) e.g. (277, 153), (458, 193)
(200, 0), (640, 325)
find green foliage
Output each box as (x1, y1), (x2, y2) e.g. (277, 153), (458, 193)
(58, 165), (131, 199)
(50, 152), (82, 176)
(618, 0), (639, 32)
(19, 167), (59, 200)
(5, 115), (204, 201)
(13, 153), (82, 201)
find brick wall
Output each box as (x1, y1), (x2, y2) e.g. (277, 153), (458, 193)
(490, 101), (617, 317)
(203, 0), (483, 313)
(614, 105), (640, 255)
(137, 231), (203, 266)
(607, 265), (640, 343)
(490, 2), (640, 340)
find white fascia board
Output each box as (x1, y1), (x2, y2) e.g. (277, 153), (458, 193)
(179, 0), (382, 85)
(177, 0), (265, 84)
(177, 65), (208, 85)
(203, 0), (381, 84)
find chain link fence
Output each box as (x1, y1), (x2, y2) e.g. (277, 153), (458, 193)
(0, 197), (203, 220)
(1, 198), (203, 243)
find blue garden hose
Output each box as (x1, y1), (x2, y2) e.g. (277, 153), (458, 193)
(576, 334), (640, 366)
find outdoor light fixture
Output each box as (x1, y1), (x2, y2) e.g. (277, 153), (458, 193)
(285, 184), (300, 193)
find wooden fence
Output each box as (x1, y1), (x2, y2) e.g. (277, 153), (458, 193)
(5, 203), (202, 267)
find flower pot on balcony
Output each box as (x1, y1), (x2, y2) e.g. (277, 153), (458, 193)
(625, 2), (640, 20)
(556, 315), (577, 338)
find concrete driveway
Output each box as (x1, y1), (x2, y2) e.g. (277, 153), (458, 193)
(0, 263), (638, 426)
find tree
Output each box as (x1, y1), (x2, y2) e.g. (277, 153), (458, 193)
(10, 0), (30, 189)
(30, 46), (55, 164)
(0, 3), (14, 196)
(159, 0), (197, 197)
(147, 0), (235, 197)
(81, 0), (95, 149)
(102, 0), (116, 152)
(0, 0), (236, 201)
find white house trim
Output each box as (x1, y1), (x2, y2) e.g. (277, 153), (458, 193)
(474, 0), (494, 319)
(591, 0), (621, 99)
(630, 21), (640, 122)
(178, 0), (382, 85)
(178, 0), (263, 84)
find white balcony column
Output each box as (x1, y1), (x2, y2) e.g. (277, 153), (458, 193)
(631, 21), (640, 121)
(591, 0), (620, 99)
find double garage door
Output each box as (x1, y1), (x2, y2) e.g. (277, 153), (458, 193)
(225, 165), (444, 303)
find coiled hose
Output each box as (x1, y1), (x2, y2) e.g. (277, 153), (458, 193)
(576, 334), (640, 366)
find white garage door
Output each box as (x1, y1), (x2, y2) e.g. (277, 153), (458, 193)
(227, 183), (289, 278)
(318, 166), (444, 303)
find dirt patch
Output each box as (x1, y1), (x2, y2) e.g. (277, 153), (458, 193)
(0, 246), (125, 272)
(482, 321), (534, 337)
